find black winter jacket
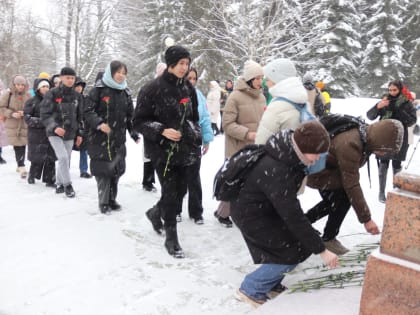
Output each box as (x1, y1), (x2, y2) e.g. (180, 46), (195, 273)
(133, 70), (202, 167)
(23, 89), (56, 163)
(40, 84), (84, 140)
(367, 93), (417, 161)
(84, 81), (137, 177)
(230, 129), (325, 265)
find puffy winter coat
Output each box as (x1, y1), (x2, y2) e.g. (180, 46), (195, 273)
(307, 119), (404, 224)
(133, 70), (202, 167)
(222, 78), (265, 158)
(196, 88), (214, 145)
(84, 81), (137, 177)
(255, 77), (307, 145)
(24, 79), (56, 163)
(40, 84), (84, 140)
(230, 129), (325, 265)
(367, 93), (417, 161)
(0, 78), (31, 146)
(206, 81), (221, 124)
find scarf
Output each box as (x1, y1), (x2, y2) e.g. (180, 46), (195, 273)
(102, 64), (127, 90)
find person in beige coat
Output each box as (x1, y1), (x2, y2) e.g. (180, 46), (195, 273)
(214, 60), (266, 227)
(0, 75), (31, 177)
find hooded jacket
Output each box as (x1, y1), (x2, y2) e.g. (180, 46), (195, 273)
(307, 119), (404, 223)
(255, 76), (308, 145)
(230, 129), (325, 265)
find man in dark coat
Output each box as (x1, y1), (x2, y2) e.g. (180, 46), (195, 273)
(24, 78), (56, 186)
(133, 46), (202, 258)
(306, 119), (404, 255)
(231, 121), (339, 307)
(40, 67), (83, 198)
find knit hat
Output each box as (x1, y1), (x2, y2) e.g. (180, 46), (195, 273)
(75, 76), (86, 88)
(38, 72), (50, 79)
(367, 119), (404, 155)
(263, 58), (297, 84)
(303, 72), (313, 83)
(243, 60), (264, 81)
(37, 79), (50, 90)
(315, 81), (325, 90)
(60, 67), (76, 76)
(293, 121), (330, 154)
(164, 45), (191, 67)
(13, 75), (27, 85)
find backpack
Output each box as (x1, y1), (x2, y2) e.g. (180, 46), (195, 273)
(319, 114), (367, 147)
(213, 144), (266, 201)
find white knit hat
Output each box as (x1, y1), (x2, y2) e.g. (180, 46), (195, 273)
(263, 58), (297, 84)
(242, 60), (263, 81)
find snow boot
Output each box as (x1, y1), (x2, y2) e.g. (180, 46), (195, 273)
(234, 289), (266, 308)
(146, 205), (163, 235)
(378, 163), (388, 203)
(64, 184), (75, 198)
(109, 200), (121, 211)
(164, 225), (185, 258)
(17, 166), (28, 178)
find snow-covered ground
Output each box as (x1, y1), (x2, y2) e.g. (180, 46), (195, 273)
(0, 98), (418, 315)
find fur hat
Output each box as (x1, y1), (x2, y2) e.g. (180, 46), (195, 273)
(60, 67), (76, 76)
(263, 58), (297, 84)
(164, 45), (191, 67)
(367, 119), (404, 155)
(293, 121), (330, 154)
(13, 75), (27, 85)
(243, 60), (264, 81)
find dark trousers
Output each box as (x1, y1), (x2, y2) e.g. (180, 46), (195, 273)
(29, 159), (56, 184)
(305, 189), (351, 241)
(220, 111), (224, 133)
(95, 175), (119, 206)
(378, 158), (402, 171)
(178, 158), (203, 219)
(153, 161), (188, 227)
(13, 145), (26, 167)
(142, 161), (155, 186)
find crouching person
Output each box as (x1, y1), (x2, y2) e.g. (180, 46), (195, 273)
(231, 121), (338, 307)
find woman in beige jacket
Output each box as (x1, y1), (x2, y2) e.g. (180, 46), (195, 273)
(214, 60), (266, 227)
(0, 75), (30, 177)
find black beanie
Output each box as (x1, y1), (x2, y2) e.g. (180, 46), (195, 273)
(293, 121), (330, 154)
(60, 67), (76, 76)
(164, 45), (191, 67)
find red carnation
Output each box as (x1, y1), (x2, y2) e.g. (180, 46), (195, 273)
(102, 96), (110, 103)
(55, 97), (62, 104)
(179, 98), (189, 104)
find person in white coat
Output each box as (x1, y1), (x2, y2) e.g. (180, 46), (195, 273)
(206, 80), (221, 135)
(255, 58), (308, 145)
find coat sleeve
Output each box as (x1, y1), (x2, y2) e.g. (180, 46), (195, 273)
(196, 89), (213, 145)
(397, 100), (417, 127)
(366, 103), (381, 120)
(132, 82), (165, 142)
(23, 98), (43, 129)
(125, 93), (139, 142)
(222, 94), (249, 141)
(84, 88), (104, 130)
(335, 135), (371, 223)
(40, 90), (59, 134)
(263, 171), (326, 255)
(0, 92), (13, 118)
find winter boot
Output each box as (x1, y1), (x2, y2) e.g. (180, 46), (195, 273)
(64, 184), (76, 198)
(109, 200), (122, 211)
(164, 225), (185, 258)
(146, 206), (163, 235)
(99, 204), (110, 214)
(17, 166), (28, 178)
(0, 156), (6, 164)
(378, 163), (388, 203)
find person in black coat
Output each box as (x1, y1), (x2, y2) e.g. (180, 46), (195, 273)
(366, 80), (417, 202)
(24, 78), (56, 186)
(133, 46), (202, 258)
(230, 121), (338, 307)
(40, 67), (83, 198)
(84, 61), (139, 214)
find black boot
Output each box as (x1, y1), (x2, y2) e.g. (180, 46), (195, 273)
(378, 163), (388, 203)
(146, 205), (163, 235)
(164, 225), (185, 258)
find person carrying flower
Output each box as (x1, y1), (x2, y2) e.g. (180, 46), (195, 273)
(84, 61), (139, 214)
(133, 45), (201, 258)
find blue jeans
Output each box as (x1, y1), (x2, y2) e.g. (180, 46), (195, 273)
(79, 149), (89, 173)
(240, 263), (297, 300)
